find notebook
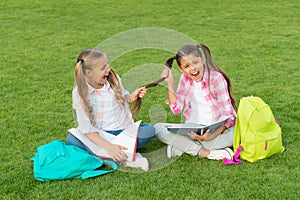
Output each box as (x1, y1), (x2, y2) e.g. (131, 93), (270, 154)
(166, 116), (232, 136)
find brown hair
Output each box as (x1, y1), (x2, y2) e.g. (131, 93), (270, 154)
(165, 44), (237, 111)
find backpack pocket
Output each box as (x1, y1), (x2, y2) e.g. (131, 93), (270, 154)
(241, 128), (284, 162)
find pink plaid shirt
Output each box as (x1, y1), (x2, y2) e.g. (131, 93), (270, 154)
(169, 68), (236, 128)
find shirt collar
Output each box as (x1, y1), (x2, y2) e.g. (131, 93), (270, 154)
(87, 81), (110, 94)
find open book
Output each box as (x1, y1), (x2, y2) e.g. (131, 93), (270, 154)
(165, 116), (232, 136)
(68, 120), (141, 161)
(106, 120), (141, 161)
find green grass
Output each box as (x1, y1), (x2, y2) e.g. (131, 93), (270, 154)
(1, 0), (299, 199)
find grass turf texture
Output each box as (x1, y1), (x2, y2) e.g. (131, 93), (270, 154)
(1, 0), (299, 199)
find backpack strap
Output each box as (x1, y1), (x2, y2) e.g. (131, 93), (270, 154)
(223, 146), (243, 165)
(81, 159), (118, 179)
(233, 114), (241, 153)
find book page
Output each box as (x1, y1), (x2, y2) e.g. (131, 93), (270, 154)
(68, 120), (141, 161)
(110, 120), (141, 161)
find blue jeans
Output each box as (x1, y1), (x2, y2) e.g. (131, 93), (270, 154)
(66, 123), (156, 154)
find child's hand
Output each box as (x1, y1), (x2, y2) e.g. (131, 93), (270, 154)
(187, 130), (211, 141)
(130, 87), (147, 102)
(107, 144), (128, 163)
(161, 66), (174, 86)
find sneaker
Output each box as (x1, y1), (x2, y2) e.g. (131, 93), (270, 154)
(167, 145), (183, 159)
(125, 153), (149, 171)
(207, 148), (234, 160)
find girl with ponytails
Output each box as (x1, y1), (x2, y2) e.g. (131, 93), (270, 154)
(155, 44), (237, 160)
(66, 48), (155, 171)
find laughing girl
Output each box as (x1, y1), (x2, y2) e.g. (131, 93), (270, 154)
(155, 44), (237, 160)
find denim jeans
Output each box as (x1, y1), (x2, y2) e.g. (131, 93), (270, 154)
(66, 123), (156, 154)
(66, 133), (95, 155)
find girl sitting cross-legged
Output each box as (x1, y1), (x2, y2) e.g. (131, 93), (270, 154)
(155, 44), (237, 160)
(66, 48), (156, 171)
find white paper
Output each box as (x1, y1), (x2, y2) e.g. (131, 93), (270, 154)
(68, 120), (141, 161)
(109, 120), (141, 161)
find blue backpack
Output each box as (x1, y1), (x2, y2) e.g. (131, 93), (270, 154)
(31, 140), (117, 182)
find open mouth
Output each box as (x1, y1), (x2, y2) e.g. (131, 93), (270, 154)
(103, 75), (109, 81)
(191, 71), (200, 77)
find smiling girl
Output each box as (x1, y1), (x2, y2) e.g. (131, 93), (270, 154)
(66, 48), (155, 171)
(155, 44), (237, 160)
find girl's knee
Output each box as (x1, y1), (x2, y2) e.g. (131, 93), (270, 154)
(146, 124), (156, 135)
(154, 123), (175, 144)
(154, 123), (166, 133)
(139, 123), (156, 137)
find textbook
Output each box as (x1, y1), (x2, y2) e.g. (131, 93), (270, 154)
(68, 120), (141, 161)
(165, 116), (232, 136)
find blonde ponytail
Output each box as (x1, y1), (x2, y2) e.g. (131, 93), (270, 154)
(107, 69), (125, 108)
(74, 60), (96, 126)
(74, 48), (134, 125)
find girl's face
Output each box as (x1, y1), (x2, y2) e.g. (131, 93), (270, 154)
(85, 55), (111, 89)
(179, 54), (205, 82)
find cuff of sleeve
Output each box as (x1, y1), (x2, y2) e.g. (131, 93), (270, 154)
(224, 116), (236, 128)
(170, 102), (181, 115)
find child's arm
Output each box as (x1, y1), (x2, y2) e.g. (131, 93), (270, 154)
(162, 67), (190, 115)
(188, 125), (227, 142)
(72, 88), (128, 163)
(162, 66), (177, 104)
(116, 74), (147, 103)
(124, 87), (147, 103)
(85, 132), (128, 163)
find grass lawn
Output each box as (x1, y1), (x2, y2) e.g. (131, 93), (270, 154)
(1, 0), (299, 199)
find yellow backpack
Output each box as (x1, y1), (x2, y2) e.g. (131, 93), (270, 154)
(233, 96), (285, 162)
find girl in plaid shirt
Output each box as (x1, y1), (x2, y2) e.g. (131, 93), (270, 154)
(155, 44), (237, 160)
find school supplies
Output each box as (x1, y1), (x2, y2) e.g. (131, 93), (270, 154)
(68, 120), (141, 161)
(233, 96), (285, 162)
(165, 116), (232, 136)
(31, 140), (117, 182)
